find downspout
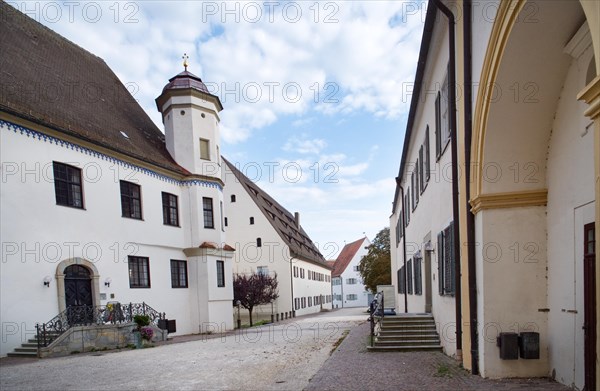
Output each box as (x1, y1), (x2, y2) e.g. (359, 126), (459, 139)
(431, 0), (462, 357)
(396, 178), (408, 313)
(463, 0), (479, 375)
(290, 256), (295, 316)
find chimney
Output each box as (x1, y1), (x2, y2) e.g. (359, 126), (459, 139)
(294, 212), (300, 227)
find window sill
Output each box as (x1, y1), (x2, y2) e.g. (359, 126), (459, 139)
(129, 286), (151, 289)
(56, 203), (86, 210)
(122, 216), (144, 221)
(163, 223), (181, 228)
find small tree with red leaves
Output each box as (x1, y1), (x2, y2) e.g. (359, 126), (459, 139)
(233, 272), (279, 326)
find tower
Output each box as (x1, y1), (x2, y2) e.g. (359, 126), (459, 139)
(156, 55), (223, 179)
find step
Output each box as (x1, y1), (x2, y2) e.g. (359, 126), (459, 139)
(374, 339), (441, 347)
(367, 345), (443, 352)
(377, 334), (440, 341)
(7, 351), (38, 357)
(20, 343), (39, 348)
(382, 320), (436, 326)
(380, 325), (437, 332)
(14, 347), (38, 353)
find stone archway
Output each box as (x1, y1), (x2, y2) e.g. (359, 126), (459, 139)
(55, 258), (100, 314)
(467, 0), (598, 385)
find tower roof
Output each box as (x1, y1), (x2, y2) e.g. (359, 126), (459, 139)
(162, 70), (212, 95)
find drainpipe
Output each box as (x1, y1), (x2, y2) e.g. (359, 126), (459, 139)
(431, 0), (462, 358)
(290, 257), (295, 316)
(397, 179), (408, 314)
(463, 0), (479, 375)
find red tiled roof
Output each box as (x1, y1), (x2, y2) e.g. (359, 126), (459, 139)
(331, 238), (366, 277)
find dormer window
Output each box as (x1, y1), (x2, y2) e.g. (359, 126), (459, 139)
(200, 138), (210, 160)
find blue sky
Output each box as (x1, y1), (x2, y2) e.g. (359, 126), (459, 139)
(11, 1), (426, 258)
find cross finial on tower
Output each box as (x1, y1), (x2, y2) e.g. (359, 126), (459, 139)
(182, 53), (189, 71)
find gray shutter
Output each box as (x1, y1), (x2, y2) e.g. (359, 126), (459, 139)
(435, 93), (441, 158)
(444, 224), (454, 295)
(438, 231), (444, 295)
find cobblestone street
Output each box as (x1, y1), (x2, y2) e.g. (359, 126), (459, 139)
(1, 309), (572, 391)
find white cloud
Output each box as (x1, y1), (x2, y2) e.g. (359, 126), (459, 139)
(283, 135), (327, 155)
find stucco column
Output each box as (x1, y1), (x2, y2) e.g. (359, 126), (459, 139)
(577, 75), (600, 384)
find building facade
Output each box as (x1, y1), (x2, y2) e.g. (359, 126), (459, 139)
(390, 1), (600, 389)
(224, 159), (332, 322)
(331, 238), (371, 309)
(0, 3), (329, 357)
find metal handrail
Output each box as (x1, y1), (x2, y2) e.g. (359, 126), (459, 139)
(369, 291), (384, 347)
(35, 302), (165, 349)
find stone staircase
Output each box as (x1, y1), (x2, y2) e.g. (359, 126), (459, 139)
(7, 331), (61, 357)
(368, 314), (443, 352)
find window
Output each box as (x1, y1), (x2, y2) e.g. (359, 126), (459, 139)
(397, 267), (406, 294)
(170, 260), (188, 288)
(407, 259), (413, 294)
(203, 197), (214, 228)
(414, 257), (422, 295)
(53, 162), (83, 208)
(162, 192), (179, 226)
(346, 278), (357, 285)
(300, 268), (305, 279)
(257, 266), (268, 275)
(308, 297), (312, 307)
(294, 266), (298, 278)
(216, 260), (225, 287)
(224, 217), (228, 227)
(256, 238), (262, 247)
(438, 222), (455, 295)
(120, 180), (142, 219)
(249, 217), (254, 225)
(346, 294), (357, 301)
(396, 214), (404, 245)
(231, 195), (236, 202)
(353, 265), (360, 272)
(128, 256), (150, 288)
(220, 201), (224, 231)
(200, 138), (210, 160)
(425, 126), (431, 183)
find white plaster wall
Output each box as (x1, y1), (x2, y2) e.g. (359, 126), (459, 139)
(293, 260), (333, 316)
(545, 44), (596, 389)
(476, 206), (549, 378)
(160, 94), (221, 179)
(0, 119), (230, 356)
(224, 173), (293, 316)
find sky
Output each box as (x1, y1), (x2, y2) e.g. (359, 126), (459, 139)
(9, 1), (427, 259)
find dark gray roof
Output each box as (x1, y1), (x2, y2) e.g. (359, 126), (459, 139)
(223, 158), (329, 268)
(0, 2), (188, 175)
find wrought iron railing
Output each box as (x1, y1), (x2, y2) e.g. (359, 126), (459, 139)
(369, 291), (384, 347)
(36, 302), (165, 349)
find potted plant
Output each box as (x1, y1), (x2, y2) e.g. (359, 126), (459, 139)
(132, 315), (151, 348)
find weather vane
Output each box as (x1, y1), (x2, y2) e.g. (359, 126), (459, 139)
(182, 53), (189, 71)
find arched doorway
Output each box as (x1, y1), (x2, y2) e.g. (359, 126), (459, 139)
(55, 257), (101, 316)
(64, 264), (93, 324)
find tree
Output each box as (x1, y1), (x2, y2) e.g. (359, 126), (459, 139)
(359, 227), (391, 293)
(233, 272), (279, 326)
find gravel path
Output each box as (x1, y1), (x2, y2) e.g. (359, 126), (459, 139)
(306, 322), (571, 391)
(0, 308), (367, 391)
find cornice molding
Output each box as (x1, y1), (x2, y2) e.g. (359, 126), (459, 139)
(470, 189), (548, 214)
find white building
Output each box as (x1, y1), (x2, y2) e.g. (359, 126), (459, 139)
(389, 1), (599, 390)
(331, 238), (371, 309)
(224, 159), (332, 321)
(0, 3), (329, 357)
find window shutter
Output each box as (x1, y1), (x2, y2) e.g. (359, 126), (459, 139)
(419, 146), (424, 193)
(407, 259), (413, 294)
(444, 224), (454, 295)
(425, 127), (431, 182)
(438, 231), (444, 295)
(398, 268), (405, 294)
(435, 93), (441, 159)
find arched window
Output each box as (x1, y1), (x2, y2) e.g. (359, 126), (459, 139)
(256, 238), (262, 247)
(231, 195), (236, 202)
(250, 217), (254, 225)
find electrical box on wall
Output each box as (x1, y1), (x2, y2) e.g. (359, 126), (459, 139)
(497, 332), (519, 360)
(519, 332), (540, 359)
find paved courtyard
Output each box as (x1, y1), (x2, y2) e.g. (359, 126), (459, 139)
(1, 308), (571, 391)
(0, 308), (366, 390)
